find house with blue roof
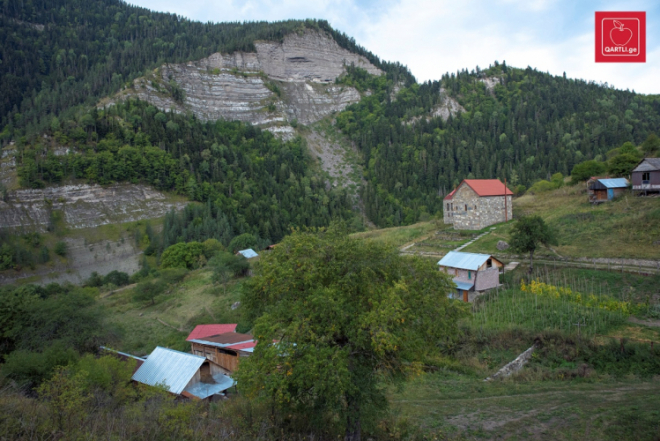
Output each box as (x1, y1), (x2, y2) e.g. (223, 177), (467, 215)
(587, 177), (629, 203)
(437, 251), (504, 302)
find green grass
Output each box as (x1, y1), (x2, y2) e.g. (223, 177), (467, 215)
(101, 268), (246, 355)
(472, 287), (628, 338)
(463, 184), (660, 259)
(350, 221), (444, 248)
(391, 372), (660, 440)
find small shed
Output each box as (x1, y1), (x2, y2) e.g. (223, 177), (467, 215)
(587, 177), (629, 202)
(132, 347), (234, 400)
(237, 248), (259, 259)
(437, 251), (503, 301)
(189, 332), (256, 374)
(632, 158), (660, 194)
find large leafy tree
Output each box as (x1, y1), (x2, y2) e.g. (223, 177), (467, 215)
(237, 225), (468, 440)
(509, 216), (557, 273)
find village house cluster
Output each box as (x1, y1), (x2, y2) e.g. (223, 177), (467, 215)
(103, 323), (255, 401)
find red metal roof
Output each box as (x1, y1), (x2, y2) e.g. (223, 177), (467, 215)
(186, 324), (237, 341)
(226, 341), (257, 350)
(444, 187), (457, 200)
(447, 179), (513, 198)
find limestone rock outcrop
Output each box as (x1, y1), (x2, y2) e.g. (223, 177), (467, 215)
(107, 30), (382, 131)
(0, 183), (186, 231)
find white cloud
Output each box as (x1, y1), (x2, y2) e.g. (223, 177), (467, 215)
(129, 0), (660, 94)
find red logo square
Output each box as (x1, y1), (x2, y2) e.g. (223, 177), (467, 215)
(596, 11), (646, 62)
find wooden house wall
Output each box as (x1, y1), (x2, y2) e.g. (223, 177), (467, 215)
(191, 342), (240, 373)
(632, 170), (660, 186)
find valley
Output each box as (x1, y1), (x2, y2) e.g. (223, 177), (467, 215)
(0, 2), (659, 440)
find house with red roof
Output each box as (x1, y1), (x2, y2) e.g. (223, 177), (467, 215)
(186, 324), (237, 341)
(443, 179), (513, 230)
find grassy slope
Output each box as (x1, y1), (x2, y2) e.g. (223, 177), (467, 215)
(101, 269), (244, 356)
(463, 185), (660, 259)
(392, 373), (660, 440)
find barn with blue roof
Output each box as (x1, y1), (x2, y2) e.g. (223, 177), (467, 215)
(587, 177), (629, 203)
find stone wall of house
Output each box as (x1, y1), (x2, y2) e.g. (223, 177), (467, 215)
(445, 184), (513, 230)
(475, 267), (500, 291)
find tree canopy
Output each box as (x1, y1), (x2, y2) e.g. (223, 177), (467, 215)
(237, 225), (469, 440)
(509, 216), (557, 273)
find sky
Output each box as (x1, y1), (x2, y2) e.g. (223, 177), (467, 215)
(128, 0), (659, 94)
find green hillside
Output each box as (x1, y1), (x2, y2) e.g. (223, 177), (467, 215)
(0, 0), (410, 139)
(335, 64), (660, 227)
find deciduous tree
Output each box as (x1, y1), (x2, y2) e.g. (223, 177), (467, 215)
(237, 225), (468, 440)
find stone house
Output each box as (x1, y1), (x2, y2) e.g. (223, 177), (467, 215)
(443, 179), (513, 230)
(632, 158), (660, 194)
(437, 251), (504, 302)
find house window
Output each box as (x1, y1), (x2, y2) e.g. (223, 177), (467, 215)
(447, 203), (450, 211)
(474, 205), (477, 210)
(487, 259), (492, 268)
(643, 172), (650, 183)
(465, 204), (468, 211)
(468, 270), (472, 280)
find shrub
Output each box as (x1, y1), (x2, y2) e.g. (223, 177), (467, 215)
(159, 267), (188, 284)
(54, 241), (67, 256)
(571, 160), (607, 183)
(228, 233), (257, 253)
(133, 279), (167, 305)
(103, 270), (130, 287)
(160, 242), (206, 269)
(528, 180), (554, 194)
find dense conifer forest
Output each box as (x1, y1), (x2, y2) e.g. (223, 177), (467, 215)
(0, 0), (409, 139)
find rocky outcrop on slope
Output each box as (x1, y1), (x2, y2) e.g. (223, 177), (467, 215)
(107, 30), (382, 132)
(0, 183), (186, 231)
(0, 235), (142, 286)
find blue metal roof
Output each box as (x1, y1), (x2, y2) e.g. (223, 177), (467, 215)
(183, 373), (235, 399)
(238, 248), (259, 259)
(438, 251), (492, 271)
(132, 347), (205, 395)
(453, 279), (474, 291)
(598, 178), (629, 188)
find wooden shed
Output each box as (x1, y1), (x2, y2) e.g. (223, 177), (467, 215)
(189, 332), (256, 374)
(587, 177), (628, 203)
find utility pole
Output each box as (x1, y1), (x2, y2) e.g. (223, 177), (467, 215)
(504, 178), (508, 222)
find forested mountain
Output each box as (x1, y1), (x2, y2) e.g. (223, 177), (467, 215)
(17, 100), (356, 246)
(0, 0), (409, 139)
(2, 0), (660, 235)
(336, 63), (660, 226)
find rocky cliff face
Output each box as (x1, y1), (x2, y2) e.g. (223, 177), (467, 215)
(107, 30), (382, 136)
(0, 183), (186, 231)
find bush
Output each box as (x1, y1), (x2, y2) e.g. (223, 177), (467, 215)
(528, 180), (555, 194)
(571, 160), (607, 183)
(103, 270), (130, 287)
(133, 279), (167, 305)
(228, 233), (257, 253)
(608, 153), (639, 177)
(159, 267), (188, 284)
(54, 241), (67, 256)
(160, 242), (206, 269)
